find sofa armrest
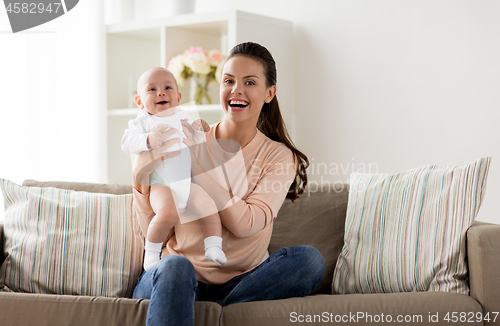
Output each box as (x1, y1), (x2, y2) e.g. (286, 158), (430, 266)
(467, 221), (500, 325)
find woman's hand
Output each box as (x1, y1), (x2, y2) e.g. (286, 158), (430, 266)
(181, 119), (195, 146)
(147, 129), (164, 150)
(191, 119), (210, 132)
(182, 120), (210, 175)
(132, 125), (180, 194)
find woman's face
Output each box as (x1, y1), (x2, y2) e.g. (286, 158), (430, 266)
(220, 55), (276, 126)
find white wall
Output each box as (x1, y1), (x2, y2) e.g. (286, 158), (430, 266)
(1, 1), (498, 225)
(0, 2), (106, 219)
(197, 0), (500, 224)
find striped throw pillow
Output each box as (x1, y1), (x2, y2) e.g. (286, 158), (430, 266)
(332, 157), (491, 294)
(0, 179), (143, 297)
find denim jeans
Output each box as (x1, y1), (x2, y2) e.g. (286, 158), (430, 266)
(132, 245), (326, 326)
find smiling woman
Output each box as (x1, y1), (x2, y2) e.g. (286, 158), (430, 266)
(130, 42), (325, 326)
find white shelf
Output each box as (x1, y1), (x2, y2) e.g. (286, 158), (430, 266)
(106, 10), (292, 35)
(105, 10), (294, 184)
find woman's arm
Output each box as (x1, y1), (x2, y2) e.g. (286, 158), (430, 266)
(182, 121), (296, 238)
(194, 151), (295, 238)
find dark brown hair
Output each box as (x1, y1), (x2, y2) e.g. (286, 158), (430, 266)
(227, 42), (309, 202)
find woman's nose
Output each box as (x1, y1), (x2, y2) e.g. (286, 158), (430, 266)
(231, 83), (243, 94)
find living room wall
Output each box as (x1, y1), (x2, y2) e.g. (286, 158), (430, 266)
(215, 0), (499, 224)
(1, 0), (498, 224)
(0, 1), (106, 221)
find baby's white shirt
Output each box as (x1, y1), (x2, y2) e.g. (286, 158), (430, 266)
(121, 108), (205, 155)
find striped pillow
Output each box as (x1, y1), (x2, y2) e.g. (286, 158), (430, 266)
(0, 179), (143, 297)
(332, 157), (491, 295)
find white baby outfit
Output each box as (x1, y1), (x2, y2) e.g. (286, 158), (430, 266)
(121, 107), (204, 212)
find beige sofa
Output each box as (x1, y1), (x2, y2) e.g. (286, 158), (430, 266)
(1, 180), (499, 326)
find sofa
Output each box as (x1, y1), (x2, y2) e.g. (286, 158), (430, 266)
(0, 179), (499, 326)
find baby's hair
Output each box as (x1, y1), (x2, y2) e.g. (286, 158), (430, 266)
(136, 67), (179, 93)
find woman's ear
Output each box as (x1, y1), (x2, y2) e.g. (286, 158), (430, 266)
(265, 85), (277, 103)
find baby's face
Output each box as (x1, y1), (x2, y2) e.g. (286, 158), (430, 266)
(136, 68), (181, 116)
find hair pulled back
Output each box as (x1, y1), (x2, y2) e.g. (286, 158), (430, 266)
(227, 42), (309, 202)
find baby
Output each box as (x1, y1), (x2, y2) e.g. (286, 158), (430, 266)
(121, 67), (226, 270)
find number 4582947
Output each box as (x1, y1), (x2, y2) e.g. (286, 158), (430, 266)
(444, 312), (499, 323)
(6, 3), (62, 14)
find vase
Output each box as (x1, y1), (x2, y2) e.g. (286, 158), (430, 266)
(190, 74), (212, 105)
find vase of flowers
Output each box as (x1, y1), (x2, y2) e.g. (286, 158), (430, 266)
(167, 46), (226, 105)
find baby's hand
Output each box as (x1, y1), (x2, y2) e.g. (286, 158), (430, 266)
(192, 119), (210, 132)
(147, 130), (164, 150)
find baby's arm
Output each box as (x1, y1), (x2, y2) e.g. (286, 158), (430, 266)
(122, 114), (170, 153)
(121, 117), (150, 154)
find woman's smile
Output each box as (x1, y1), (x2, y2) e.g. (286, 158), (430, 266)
(228, 98), (249, 111)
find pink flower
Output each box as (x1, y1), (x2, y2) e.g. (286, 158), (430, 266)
(208, 50), (225, 66)
(185, 46), (206, 56)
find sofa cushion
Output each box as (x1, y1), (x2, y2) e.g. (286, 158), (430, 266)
(333, 158), (491, 295)
(270, 183), (349, 294)
(0, 179), (143, 297)
(0, 292), (221, 326)
(22, 179), (133, 194)
(221, 292), (482, 326)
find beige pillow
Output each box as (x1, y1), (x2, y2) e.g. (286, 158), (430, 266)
(333, 158), (491, 295)
(270, 183), (349, 294)
(0, 179), (143, 297)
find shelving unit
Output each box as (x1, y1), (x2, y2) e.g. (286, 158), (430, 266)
(105, 10), (294, 184)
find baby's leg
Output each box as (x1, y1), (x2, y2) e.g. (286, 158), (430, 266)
(187, 184), (226, 265)
(144, 185), (179, 271)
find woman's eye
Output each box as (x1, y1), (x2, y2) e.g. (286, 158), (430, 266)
(224, 79), (233, 84)
(246, 80), (255, 86)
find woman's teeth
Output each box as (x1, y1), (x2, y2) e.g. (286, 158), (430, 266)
(229, 100), (248, 108)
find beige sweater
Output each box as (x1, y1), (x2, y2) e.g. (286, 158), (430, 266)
(133, 123), (296, 284)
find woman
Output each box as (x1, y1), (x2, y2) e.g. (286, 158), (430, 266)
(132, 42), (326, 326)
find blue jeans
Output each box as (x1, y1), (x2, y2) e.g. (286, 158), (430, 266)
(132, 245), (325, 326)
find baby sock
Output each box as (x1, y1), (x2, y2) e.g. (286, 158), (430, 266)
(144, 240), (163, 271)
(204, 236), (227, 265)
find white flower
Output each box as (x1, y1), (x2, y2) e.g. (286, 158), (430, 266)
(215, 60), (224, 84)
(167, 54), (187, 86)
(184, 51), (211, 75)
